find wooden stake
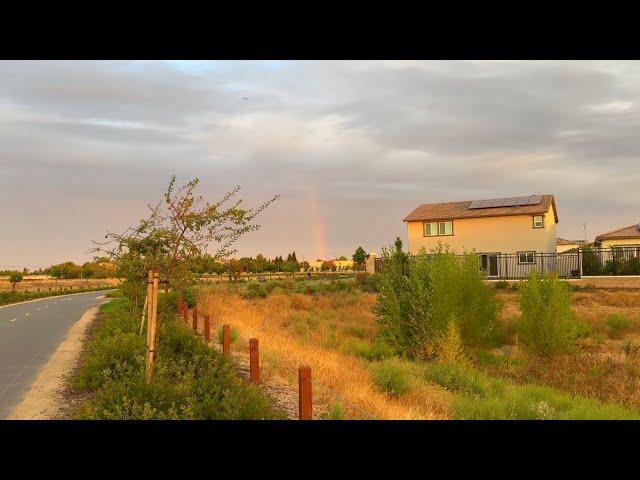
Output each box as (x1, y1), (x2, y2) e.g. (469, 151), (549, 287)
(204, 315), (211, 343)
(192, 307), (198, 334)
(145, 271), (159, 384)
(249, 338), (259, 384)
(183, 304), (188, 323)
(222, 324), (231, 355)
(298, 366), (312, 420)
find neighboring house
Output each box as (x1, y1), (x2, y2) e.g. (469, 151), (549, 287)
(556, 237), (586, 254)
(334, 259), (354, 271)
(403, 195), (559, 278)
(595, 223), (640, 250)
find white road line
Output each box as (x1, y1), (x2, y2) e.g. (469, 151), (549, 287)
(10, 319), (16, 322)
(24, 313), (30, 316)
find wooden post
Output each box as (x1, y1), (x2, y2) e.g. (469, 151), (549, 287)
(222, 324), (231, 355)
(145, 271), (159, 384)
(204, 315), (211, 343)
(139, 273), (151, 336)
(192, 307), (198, 334)
(249, 338), (259, 384)
(298, 366), (312, 420)
(183, 304), (188, 323)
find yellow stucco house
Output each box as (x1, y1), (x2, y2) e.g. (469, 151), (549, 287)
(595, 223), (640, 250)
(403, 195), (560, 278)
(556, 237), (586, 254)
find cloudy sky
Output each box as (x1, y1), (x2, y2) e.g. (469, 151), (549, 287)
(1, 60), (639, 268)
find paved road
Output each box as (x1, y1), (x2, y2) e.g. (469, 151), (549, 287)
(0, 291), (112, 419)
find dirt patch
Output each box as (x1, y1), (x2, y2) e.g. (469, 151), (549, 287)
(7, 304), (103, 420)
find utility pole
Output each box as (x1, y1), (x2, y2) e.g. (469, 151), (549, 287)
(583, 223), (588, 244)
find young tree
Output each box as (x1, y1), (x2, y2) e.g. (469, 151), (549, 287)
(94, 175), (278, 306)
(352, 246), (368, 270)
(9, 271), (23, 292)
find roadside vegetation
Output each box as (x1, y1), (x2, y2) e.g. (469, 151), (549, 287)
(0, 285), (115, 307)
(71, 296), (284, 419)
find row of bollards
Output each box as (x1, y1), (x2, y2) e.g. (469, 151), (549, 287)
(176, 297), (312, 419)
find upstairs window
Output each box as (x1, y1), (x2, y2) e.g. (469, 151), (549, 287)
(424, 220), (453, 237)
(533, 215), (544, 229)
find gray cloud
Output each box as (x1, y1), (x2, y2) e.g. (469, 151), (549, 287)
(1, 60), (639, 267)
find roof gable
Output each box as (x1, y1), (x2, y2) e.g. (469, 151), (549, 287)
(404, 195), (558, 223)
(595, 223), (640, 241)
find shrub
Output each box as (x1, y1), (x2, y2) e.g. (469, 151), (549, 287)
(375, 245), (500, 359)
(369, 359), (414, 396)
(434, 319), (468, 365)
(517, 271), (579, 356)
(355, 272), (380, 292)
(347, 339), (394, 361)
(242, 282), (268, 299)
(605, 313), (632, 339)
(494, 280), (509, 289)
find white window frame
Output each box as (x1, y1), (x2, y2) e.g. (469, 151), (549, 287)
(423, 220), (453, 237)
(533, 215), (544, 229)
(518, 251), (536, 264)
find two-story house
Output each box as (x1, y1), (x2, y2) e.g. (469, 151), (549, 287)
(403, 195), (559, 278)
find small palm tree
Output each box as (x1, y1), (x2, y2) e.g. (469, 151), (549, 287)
(9, 271), (23, 292)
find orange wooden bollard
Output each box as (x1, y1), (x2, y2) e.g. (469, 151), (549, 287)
(249, 338), (259, 384)
(204, 315), (211, 343)
(183, 305), (188, 323)
(222, 324), (230, 355)
(192, 307), (198, 333)
(298, 366), (312, 420)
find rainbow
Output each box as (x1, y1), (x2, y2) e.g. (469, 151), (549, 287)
(307, 184), (327, 260)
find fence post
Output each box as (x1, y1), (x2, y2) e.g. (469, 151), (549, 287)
(222, 324), (231, 355)
(183, 305), (188, 323)
(192, 307), (198, 334)
(204, 315), (211, 343)
(298, 366), (312, 420)
(249, 338), (259, 384)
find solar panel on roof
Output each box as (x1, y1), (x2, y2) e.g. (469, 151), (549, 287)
(528, 195), (542, 205)
(468, 200), (484, 209)
(503, 197), (518, 207)
(491, 198), (508, 207)
(515, 196), (531, 206)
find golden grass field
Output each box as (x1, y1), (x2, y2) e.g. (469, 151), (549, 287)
(197, 282), (640, 419)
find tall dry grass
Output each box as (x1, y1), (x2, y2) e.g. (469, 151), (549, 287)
(197, 287), (450, 419)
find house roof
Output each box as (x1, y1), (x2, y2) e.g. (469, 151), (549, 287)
(556, 238), (586, 246)
(595, 222), (640, 241)
(403, 194), (558, 223)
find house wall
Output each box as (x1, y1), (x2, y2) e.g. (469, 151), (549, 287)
(406, 206), (557, 255)
(599, 238), (640, 249)
(557, 243), (581, 254)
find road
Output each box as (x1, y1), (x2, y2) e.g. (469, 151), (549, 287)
(0, 291), (112, 419)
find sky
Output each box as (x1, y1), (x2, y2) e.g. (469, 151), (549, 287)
(1, 60), (639, 269)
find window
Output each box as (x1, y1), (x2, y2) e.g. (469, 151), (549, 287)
(518, 251), (535, 264)
(423, 220), (453, 237)
(533, 215), (544, 228)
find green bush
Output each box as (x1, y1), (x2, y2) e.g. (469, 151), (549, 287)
(369, 359), (414, 396)
(375, 245), (500, 359)
(320, 402), (346, 420)
(355, 272), (380, 292)
(242, 282), (268, 299)
(73, 297), (284, 420)
(494, 280), (509, 289)
(517, 271), (579, 356)
(605, 313), (632, 339)
(346, 339), (394, 361)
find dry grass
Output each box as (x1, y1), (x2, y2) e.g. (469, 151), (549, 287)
(197, 287), (450, 419)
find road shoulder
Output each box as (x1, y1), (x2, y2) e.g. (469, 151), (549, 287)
(7, 304), (103, 420)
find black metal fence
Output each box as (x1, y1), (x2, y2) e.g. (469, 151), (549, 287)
(373, 247), (640, 279)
